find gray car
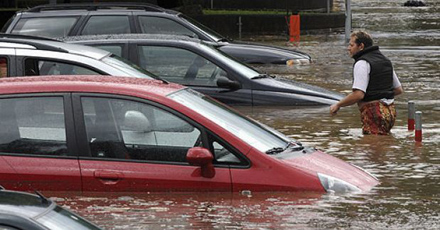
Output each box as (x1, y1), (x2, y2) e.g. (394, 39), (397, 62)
(63, 34), (342, 106)
(0, 188), (102, 230)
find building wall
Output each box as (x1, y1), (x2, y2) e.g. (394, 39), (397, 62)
(192, 13), (345, 38)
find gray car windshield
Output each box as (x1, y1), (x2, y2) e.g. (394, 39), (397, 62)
(102, 54), (158, 79)
(168, 89), (290, 153)
(198, 44), (260, 79)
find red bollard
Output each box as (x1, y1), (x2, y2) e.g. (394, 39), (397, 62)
(408, 101), (415, 131)
(289, 15), (300, 43)
(415, 111), (422, 142)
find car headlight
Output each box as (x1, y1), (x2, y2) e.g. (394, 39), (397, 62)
(286, 59), (311, 66)
(318, 173), (361, 193)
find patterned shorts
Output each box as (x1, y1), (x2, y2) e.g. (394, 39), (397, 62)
(360, 101), (396, 135)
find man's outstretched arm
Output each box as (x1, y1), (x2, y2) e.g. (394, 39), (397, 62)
(330, 89), (365, 115)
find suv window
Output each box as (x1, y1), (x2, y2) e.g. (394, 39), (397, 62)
(138, 16), (197, 37)
(81, 16), (130, 35)
(11, 17), (77, 37)
(138, 46), (224, 86)
(0, 57), (8, 78)
(81, 97), (201, 162)
(0, 97), (68, 156)
(24, 58), (101, 76)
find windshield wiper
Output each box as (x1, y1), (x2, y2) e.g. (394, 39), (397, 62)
(266, 142), (304, 155)
(266, 147), (285, 155)
(251, 74), (275, 80)
(289, 142), (304, 151)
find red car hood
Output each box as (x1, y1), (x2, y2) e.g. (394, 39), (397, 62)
(282, 150), (379, 192)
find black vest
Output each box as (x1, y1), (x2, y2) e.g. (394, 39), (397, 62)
(353, 46), (394, 102)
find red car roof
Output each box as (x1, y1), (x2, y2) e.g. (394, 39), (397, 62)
(0, 75), (184, 98)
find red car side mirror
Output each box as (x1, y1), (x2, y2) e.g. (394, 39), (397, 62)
(186, 147), (215, 178)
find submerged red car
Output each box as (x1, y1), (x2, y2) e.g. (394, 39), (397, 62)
(0, 76), (378, 193)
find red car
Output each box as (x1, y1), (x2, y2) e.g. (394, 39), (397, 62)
(0, 76), (378, 193)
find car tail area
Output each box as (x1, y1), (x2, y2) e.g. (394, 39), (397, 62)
(283, 150), (379, 192)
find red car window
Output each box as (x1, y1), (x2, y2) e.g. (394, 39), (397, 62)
(0, 96), (81, 192)
(81, 97), (201, 162)
(0, 97), (68, 156)
(78, 96), (233, 192)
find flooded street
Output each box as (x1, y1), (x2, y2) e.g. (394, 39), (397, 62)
(54, 0), (439, 229)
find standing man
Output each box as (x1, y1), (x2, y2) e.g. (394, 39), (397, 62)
(330, 31), (403, 135)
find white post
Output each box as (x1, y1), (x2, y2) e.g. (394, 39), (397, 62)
(345, 0), (352, 43)
(211, 0), (213, 9)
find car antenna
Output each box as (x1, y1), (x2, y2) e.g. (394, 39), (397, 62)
(34, 190), (49, 204)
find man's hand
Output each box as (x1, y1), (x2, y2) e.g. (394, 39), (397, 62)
(330, 104), (340, 116)
(329, 89), (365, 116)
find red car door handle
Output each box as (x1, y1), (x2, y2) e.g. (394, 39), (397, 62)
(94, 171), (124, 183)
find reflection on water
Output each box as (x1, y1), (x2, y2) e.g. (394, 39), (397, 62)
(53, 0), (439, 229)
(54, 192), (330, 230)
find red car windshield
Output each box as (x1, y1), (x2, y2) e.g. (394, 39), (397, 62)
(168, 89), (291, 153)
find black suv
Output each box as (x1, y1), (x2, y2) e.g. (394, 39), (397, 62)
(0, 188), (102, 230)
(2, 2), (311, 65)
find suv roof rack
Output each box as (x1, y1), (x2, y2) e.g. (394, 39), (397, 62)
(0, 34), (68, 53)
(0, 33), (60, 42)
(27, 3), (166, 13)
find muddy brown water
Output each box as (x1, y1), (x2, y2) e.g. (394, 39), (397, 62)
(51, 0), (439, 229)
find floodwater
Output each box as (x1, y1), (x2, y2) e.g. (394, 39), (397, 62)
(53, 0), (439, 229)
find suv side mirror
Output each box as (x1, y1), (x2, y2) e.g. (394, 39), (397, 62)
(186, 147), (215, 178)
(216, 76), (241, 90)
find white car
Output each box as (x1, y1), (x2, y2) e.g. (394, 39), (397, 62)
(0, 34), (156, 79)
